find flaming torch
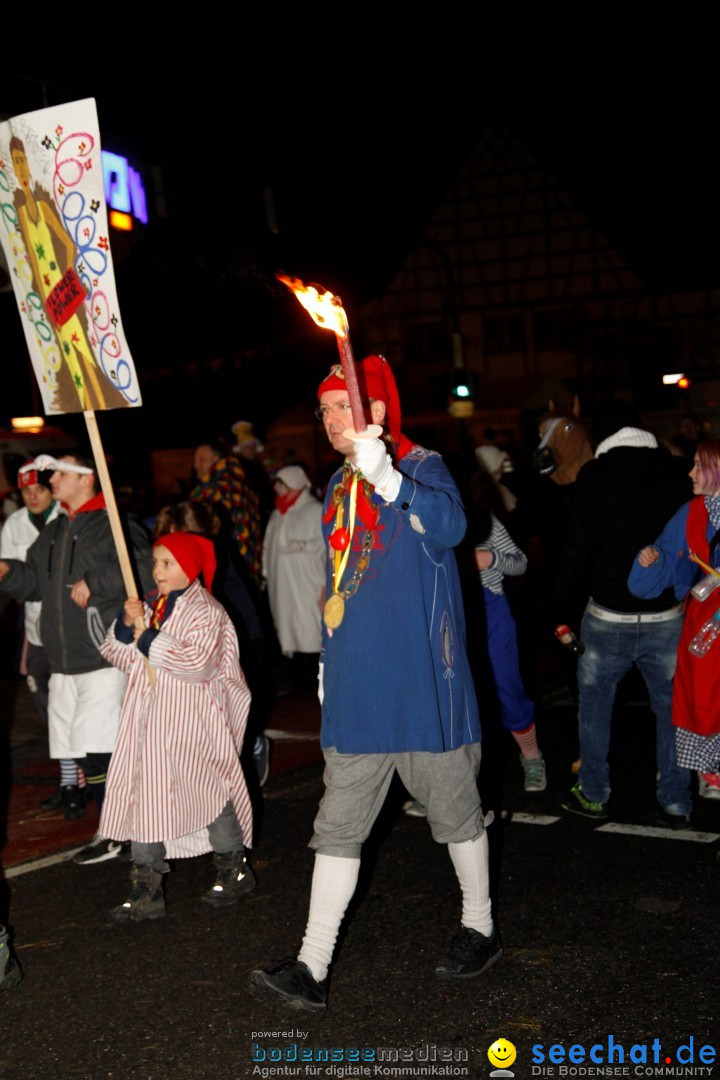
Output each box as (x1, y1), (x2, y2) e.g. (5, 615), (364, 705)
(278, 274), (382, 439)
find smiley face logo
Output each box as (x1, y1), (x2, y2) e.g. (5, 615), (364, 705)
(488, 1039), (517, 1069)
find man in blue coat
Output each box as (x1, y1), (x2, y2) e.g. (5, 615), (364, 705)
(249, 355), (499, 1012)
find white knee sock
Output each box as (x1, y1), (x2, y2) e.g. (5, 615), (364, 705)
(448, 832), (493, 936)
(298, 854), (360, 983)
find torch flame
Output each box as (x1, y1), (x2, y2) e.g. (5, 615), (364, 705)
(278, 274), (348, 338)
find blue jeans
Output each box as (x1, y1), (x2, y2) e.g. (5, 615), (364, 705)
(577, 607), (691, 815)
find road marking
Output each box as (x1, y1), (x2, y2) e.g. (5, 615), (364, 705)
(503, 814), (720, 842)
(4, 847), (84, 879)
(5, 817), (717, 879)
(505, 812), (562, 826)
(597, 822), (720, 843)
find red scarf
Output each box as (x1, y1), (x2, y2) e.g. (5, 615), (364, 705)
(275, 488), (303, 515)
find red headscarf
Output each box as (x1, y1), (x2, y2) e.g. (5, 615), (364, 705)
(318, 354), (413, 460)
(154, 533), (216, 592)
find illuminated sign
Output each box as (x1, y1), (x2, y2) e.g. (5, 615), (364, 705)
(101, 151), (148, 225)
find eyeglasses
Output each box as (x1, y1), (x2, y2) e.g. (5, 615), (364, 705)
(314, 402), (354, 421)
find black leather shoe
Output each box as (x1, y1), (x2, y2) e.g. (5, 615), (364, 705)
(248, 958), (327, 1012)
(39, 789), (63, 811)
(655, 808), (692, 831)
(436, 925), (502, 979)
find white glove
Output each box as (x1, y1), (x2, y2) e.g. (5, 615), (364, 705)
(352, 436), (402, 501)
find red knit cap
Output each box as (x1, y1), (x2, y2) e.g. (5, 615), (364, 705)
(318, 354), (410, 455)
(153, 533), (216, 592)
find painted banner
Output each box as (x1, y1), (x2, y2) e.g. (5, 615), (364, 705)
(0, 98), (141, 413)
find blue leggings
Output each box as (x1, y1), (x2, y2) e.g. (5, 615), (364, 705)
(483, 589), (535, 733)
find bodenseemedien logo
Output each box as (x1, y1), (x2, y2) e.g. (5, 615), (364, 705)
(488, 1038), (517, 1077)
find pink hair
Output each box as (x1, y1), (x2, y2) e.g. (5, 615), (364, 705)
(695, 439), (720, 493)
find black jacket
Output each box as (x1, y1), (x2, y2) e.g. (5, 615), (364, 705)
(1, 505), (152, 674)
(552, 445), (692, 615)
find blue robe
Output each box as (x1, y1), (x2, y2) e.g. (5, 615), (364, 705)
(627, 500), (718, 602)
(320, 445), (481, 754)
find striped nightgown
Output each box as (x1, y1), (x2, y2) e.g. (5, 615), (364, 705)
(99, 580), (253, 856)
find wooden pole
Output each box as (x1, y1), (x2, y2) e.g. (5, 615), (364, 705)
(84, 410), (138, 597)
(83, 409), (154, 683)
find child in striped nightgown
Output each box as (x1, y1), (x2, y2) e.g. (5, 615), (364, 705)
(99, 532), (254, 921)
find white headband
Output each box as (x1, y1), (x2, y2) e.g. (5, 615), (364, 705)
(32, 454), (94, 476)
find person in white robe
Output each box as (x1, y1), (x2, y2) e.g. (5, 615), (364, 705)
(262, 466), (324, 681)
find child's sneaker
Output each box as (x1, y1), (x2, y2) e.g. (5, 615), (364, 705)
(402, 799), (427, 817)
(697, 771), (720, 800)
(73, 837), (127, 865)
(521, 754), (547, 792)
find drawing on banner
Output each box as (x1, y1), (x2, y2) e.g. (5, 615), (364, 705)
(0, 99), (141, 413)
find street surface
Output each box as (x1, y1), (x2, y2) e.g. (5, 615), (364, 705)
(1, 670), (718, 1080)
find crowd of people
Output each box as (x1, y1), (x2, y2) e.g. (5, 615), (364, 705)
(1, 361), (718, 1008)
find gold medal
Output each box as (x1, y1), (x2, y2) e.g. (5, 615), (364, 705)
(323, 593), (345, 629)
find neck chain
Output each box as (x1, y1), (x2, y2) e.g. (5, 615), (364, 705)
(323, 466), (378, 630)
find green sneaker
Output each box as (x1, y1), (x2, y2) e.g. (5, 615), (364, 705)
(561, 782), (608, 820)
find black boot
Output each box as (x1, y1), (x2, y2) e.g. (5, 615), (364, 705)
(61, 785), (85, 821)
(111, 865), (166, 922)
(39, 788), (63, 811)
(202, 850), (256, 907)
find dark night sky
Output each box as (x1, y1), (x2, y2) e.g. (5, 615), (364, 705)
(1, 58), (718, 441)
(3, 63), (717, 301)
